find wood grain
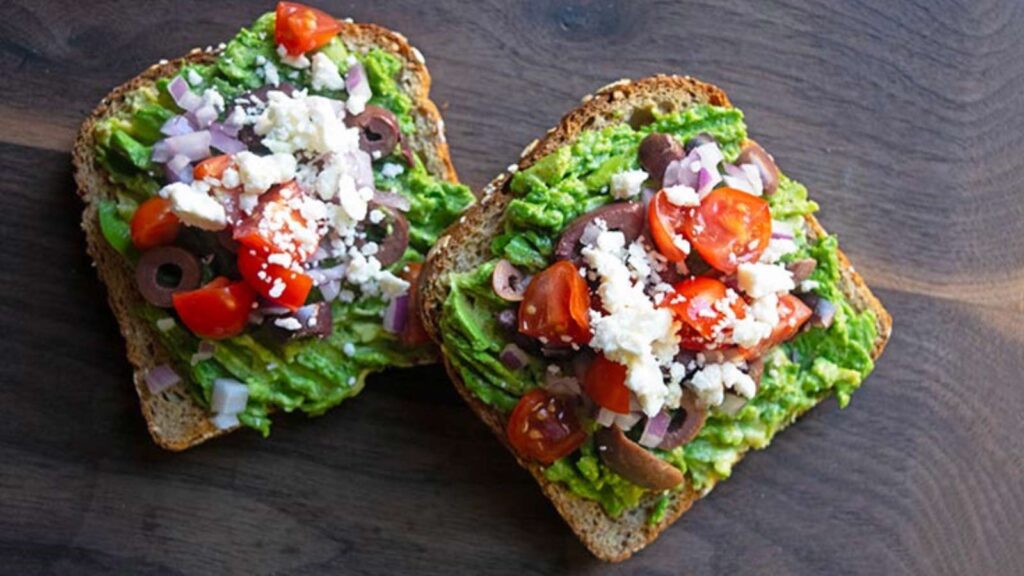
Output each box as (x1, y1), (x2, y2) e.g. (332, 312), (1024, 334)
(1, 0), (1022, 573)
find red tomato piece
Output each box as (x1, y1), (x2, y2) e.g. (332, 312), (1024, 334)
(518, 260), (592, 346)
(172, 277), (256, 340)
(275, 2), (342, 56)
(506, 389), (586, 464)
(193, 155), (234, 182)
(648, 189), (689, 262)
(583, 354), (631, 413)
(735, 294), (813, 360)
(680, 187), (771, 274)
(130, 197), (181, 250)
(233, 181), (320, 263)
(237, 247), (313, 311)
(663, 276), (747, 351)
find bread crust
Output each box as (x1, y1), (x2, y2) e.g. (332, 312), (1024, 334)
(419, 75), (893, 561)
(72, 21), (462, 451)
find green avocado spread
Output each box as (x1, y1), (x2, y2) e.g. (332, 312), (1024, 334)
(440, 104), (877, 518)
(92, 12), (474, 434)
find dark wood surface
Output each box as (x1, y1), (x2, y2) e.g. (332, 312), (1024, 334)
(2, 1), (1022, 574)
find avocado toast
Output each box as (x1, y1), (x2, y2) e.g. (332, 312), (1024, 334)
(73, 3), (474, 450)
(420, 75), (892, 561)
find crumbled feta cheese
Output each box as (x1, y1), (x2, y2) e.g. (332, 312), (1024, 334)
(609, 169), (649, 199)
(186, 69), (203, 87)
(379, 272), (410, 299)
(737, 262), (795, 298)
(342, 342), (356, 357)
(161, 182), (227, 231)
(310, 52), (345, 91)
(263, 60), (281, 87)
(255, 90), (359, 155)
(220, 167), (240, 190)
(368, 208), (385, 224)
(380, 162), (404, 178)
(156, 317), (176, 332)
(201, 88), (225, 113)
(664, 184), (699, 207)
(234, 151), (297, 195)
(274, 317), (302, 331)
(800, 279), (820, 292)
(687, 362), (756, 407)
(277, 44), (310, 68)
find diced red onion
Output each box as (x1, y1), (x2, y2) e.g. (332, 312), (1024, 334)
(500, 343), (530, 370)
(191, 104), (218, 129)
(211, 378), (249, 415)
(162, 130), (212, 162)
(190, 340), (215, 365)
(723, 164), (759, 196)
(718, 393), (748, 417)
(168, 76), (203, 112)
(544, 374), (581, 397)
(811, 297), (837, 329)
(145, 364), (180, 394)
(224, 106), (246, 129)
(596, 407), (618, 427)
(309, 245), (329, 263)
(164, 154), (193, 183)
(694, 141), (724, 170)
(740, 163), (764, 195)
(248, 311), (264, 325)
(350, 149), (375, 190)
(319, 279), (341, 302)
(382, 294), (409, 334)
(209, 123), (246, 154)
(696, 166), (721, 198)
(345, 62), (372, 108)
(161, 115), (195, 137)
(151, 141), (171, 163)
(307, 264), (346, 286)
(771, 231), (795, 240)
(372, 190), (411, 212)
(210, 412), (240, 430)
(638, 410), (672, 448)
(614, 411), (643, 432)
(211, 120), (240, 138)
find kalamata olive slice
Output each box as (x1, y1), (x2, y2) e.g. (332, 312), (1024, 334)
(638, 133), (685, 182)
(135, 246), (202, 308)
(346, 104), (400, 158)
(356, 204), (409, 268)
(492, 259), (529, 302)
(554, 201), (644, 263)
(277, 302), (333, 339)
(595, 426), (684, 490)
(798, 293), (836, 330)
(684, 132), (716, 153)
(787, 258), (817, 285)
(656, 390), (708, 451)
(737, 141), (780, 196)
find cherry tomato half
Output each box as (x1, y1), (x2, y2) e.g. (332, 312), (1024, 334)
(518, 260), (591, 346)
(172, 277), (256, 340)
(506, 389), (586, 464)
(681, 187), (771, 274)
(275, 2), (342, 56)
(130, 197), (181, 251)
(663, 276), (747, 351)
(193, 154), (235, 182)
(648, 189), (689, 262)
(735, 294), (812, 360)
(583, 354), (631, 413)
(233, 181), (320, 263)
(237, 247), (313, 311)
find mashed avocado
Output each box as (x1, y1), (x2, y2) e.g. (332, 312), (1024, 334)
(92, 12), (474, 434)
(440, 104), (877, 516)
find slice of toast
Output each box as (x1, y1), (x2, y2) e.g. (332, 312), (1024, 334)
(72, 20), (461, 451)
(419, 75), (893, 561)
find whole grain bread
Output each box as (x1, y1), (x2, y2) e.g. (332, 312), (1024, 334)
(419, 75), (893, 562)
(72, 20), (462, 451)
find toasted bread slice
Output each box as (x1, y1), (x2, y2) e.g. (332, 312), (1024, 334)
(73, 21), (460, 451)
(419, 75), (893, 561)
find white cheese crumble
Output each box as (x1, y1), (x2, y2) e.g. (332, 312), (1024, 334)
(310, 52), (345, 91)
(737, 262), (795, 298)
(664, 184), (699, 207)
(380, 162), (404, 178)
(687, 362), (756, 407)
(609, 169), (649, 199)
(186, 69), (203, 87)
(255, 90), (360, 155)
(276, 44), (310, 69)
(160, 182), (227, 231)
(274, 317), (303, 331)
(234, 151), (297, 195)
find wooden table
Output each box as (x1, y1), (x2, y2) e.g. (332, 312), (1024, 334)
(3, 1), (1022, 573)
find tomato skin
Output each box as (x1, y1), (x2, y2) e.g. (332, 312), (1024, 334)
(275, 2), (342, 56)
(172, 277), (256, 340)
(664, 276), (747, 351)
(506, 389), (586, 464)
(648, 189), (689, 262)
(233, 181), (319, 262)
(237, 248), (313, 311)
(735, 294), (813, 360)
(518, 260), (591, 346)
(130, 197), (181, 250)
(583, 354), (631, 413)
(193, 155), (234, 182)
(681, 187), (771, 274)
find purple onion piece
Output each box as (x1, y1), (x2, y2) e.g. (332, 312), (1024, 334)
(211, 378), (249, 414)
(145, 364), (181, 394)
(162, 130), (212, 162)
(382, 294), (409, 334)
(499, 343), (530, 370)
(168, 76), (203, 112)
(638, 411), (672, 448)
(209, 123), (247, 154)
(319, 279), (341, 302)
(372, 190), (411, 212)
(161, 115), (195, 137)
